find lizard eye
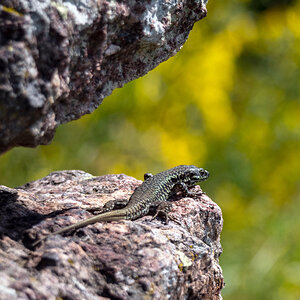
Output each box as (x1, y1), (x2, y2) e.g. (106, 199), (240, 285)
(182, 170), (198, 183)
(199, 168), (209, 179)
(187, 168), (210, 183)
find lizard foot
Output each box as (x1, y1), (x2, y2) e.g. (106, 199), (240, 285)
(151, 202), (180, 225)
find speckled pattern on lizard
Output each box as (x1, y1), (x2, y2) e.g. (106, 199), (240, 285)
(33, 165), (209, 246)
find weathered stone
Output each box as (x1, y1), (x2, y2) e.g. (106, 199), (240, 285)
(0, 170), (224, 299)
(0, 0), (208, 154)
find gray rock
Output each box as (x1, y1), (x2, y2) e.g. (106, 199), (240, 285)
(0, 0), (208, 153)
(0, 170), (224, 299)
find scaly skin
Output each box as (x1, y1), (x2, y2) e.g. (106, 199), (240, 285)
(32, 165), (209, 246)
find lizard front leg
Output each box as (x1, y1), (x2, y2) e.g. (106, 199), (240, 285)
(150, 182), (198, 224)
(171, 182), (197, 198)
(151, 202), (180, 225)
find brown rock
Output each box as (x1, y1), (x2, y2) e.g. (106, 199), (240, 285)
(0, 170), (224, 299)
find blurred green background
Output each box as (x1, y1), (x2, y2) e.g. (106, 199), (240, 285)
(1, 0), (300, 298)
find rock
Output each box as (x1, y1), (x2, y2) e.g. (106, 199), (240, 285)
(0, 170), (224, 299)
(0, 1), (208, 154)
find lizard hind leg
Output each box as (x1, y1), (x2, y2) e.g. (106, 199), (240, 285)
(85, 198), (129, 214)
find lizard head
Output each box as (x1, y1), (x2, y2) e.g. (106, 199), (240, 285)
(182, 166), (209, 186)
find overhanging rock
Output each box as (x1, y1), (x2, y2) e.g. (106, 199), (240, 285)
(0, 0), (208, 154)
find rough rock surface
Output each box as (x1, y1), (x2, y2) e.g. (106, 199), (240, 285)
(0, 170), (224, 300)
(0, 0), (208, 154)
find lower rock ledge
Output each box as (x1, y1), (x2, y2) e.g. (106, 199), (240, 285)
(0, 170), (224, 300)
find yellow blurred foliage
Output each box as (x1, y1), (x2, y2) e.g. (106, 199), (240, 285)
(1, 0), (300, 299)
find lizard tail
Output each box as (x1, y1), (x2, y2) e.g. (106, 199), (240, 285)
(55, 208), (127, 234)
(32, 209), (127, 247)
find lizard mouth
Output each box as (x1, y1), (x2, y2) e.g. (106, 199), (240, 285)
(202, 169), (209, 179)
(198, 168), (209, 181)
(189, 168), (209, 183)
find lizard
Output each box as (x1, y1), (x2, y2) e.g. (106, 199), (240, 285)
(32, 165), (209, 246)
